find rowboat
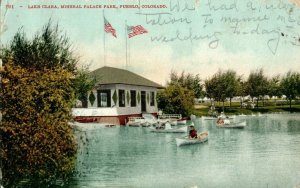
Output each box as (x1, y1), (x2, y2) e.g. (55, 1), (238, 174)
(149, 124), (187, 133)
(202, 116), (236, 120)
(157, 118), (178, 125)
(202, 113), (235, 120)
(216, 121), (246, 128)
(201, 116), (218, 120)
(126, 117), (149, 127)
(157, 114), (187, 125)
(176, 131), (209, 146)
(177, 119), (187, 125)
(69, 122), (117, 131)
(217, 112), (236, 119)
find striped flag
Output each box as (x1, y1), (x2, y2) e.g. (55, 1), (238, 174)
(104, 17), (117, 38)
(127, 25), (148, 38)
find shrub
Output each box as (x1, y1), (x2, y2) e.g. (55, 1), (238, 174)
(0, 22), (78, 187)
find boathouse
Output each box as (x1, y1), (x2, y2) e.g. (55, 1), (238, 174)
(72, 66), (164, 125)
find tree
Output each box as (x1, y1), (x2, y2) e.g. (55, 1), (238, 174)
(73, 66), (96, 108)
(213, 71), (226, 107)
(246, 69), (268, 108)
(6, 24), (76, 72)
(267, 75), (281, 106)
(192, 75), (205, 99)
(157, 84), (194, 117)
(0, 22), (78, 186)
(169, 70), (204, 98)
(204, 76), (217, 105)
(204, 70), (239, 110)
(280, 71), (300, 110)
(205, 71), (223, 106)
(236, 78), (247, 108)
(223, 70), (239, 107)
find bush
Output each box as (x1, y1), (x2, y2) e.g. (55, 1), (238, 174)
(157, 84), (194, 117)
(0, 22), (78, 187)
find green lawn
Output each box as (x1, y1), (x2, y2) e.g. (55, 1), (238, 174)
(193, 101), (300, 116)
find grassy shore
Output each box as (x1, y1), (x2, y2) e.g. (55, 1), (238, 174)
(193, 101), (300, 117)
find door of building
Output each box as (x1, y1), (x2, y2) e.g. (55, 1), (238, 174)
(141, 91), (146, 112)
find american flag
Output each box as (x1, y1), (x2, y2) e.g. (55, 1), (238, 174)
(127, 25), (148, 38)
(104, 17), (117, 38)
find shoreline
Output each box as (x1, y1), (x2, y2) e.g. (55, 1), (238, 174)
(193, 102), (300, 116)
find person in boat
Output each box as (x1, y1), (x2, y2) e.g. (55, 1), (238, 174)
(217, 117), (224, 125)
(189, 125), (198, 139)
(164, 122), (172, 130)
(224, 117), (230, 125)
(156, 122), (164, 129)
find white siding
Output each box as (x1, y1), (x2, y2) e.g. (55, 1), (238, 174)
(79, 84), (158, 116)
(115, 84), (158, 115)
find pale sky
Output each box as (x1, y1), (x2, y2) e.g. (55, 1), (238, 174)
(1, 0), (300, 85)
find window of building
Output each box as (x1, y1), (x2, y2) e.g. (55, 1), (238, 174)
(130, 90), (136, 107)
(97, 90), (111, 107)
(150, 91), (155, 106)
(119, 89), (125, 107)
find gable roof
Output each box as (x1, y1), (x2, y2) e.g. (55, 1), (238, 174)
(90, 66), (164, 89)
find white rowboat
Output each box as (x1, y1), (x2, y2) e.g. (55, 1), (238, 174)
(177, 119), (187, 125)
(202, 115), (235, 120)
(201, 116), (218, 120)
(216, 121), (246, 128)
(176, 131), (209, 146)
(149, 126), (187, 133)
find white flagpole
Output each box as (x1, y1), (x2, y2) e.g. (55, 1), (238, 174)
(103, 10), (106, 66)
(138, 0), (141, 14)
(128, 29), (130, 70)
(125, 20), (128, 69)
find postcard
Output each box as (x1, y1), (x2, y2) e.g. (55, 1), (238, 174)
(1, 0), (300, 187)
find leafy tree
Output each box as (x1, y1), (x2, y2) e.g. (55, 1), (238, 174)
(157, 84), (194, 117)
(73, 66), (96, 108)
(204, 75), (218, 105)
(169, 70), (204, 98)
(192, 75), (205, 99)
(212, 71), (226, 106)
(223, 70), (239, 107)
(267, 75), (281, 105)
(246, 69), (268, 108)
(0, 22), (78, 187)
(280, 71), (300, 110)
(205, 71), (226, 108)
(6, 23), (76, 72)
(237, 79), (248, 108)
(204, 70), (239, 110)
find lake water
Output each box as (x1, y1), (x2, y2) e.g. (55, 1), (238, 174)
(68, 113), (300, 188)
